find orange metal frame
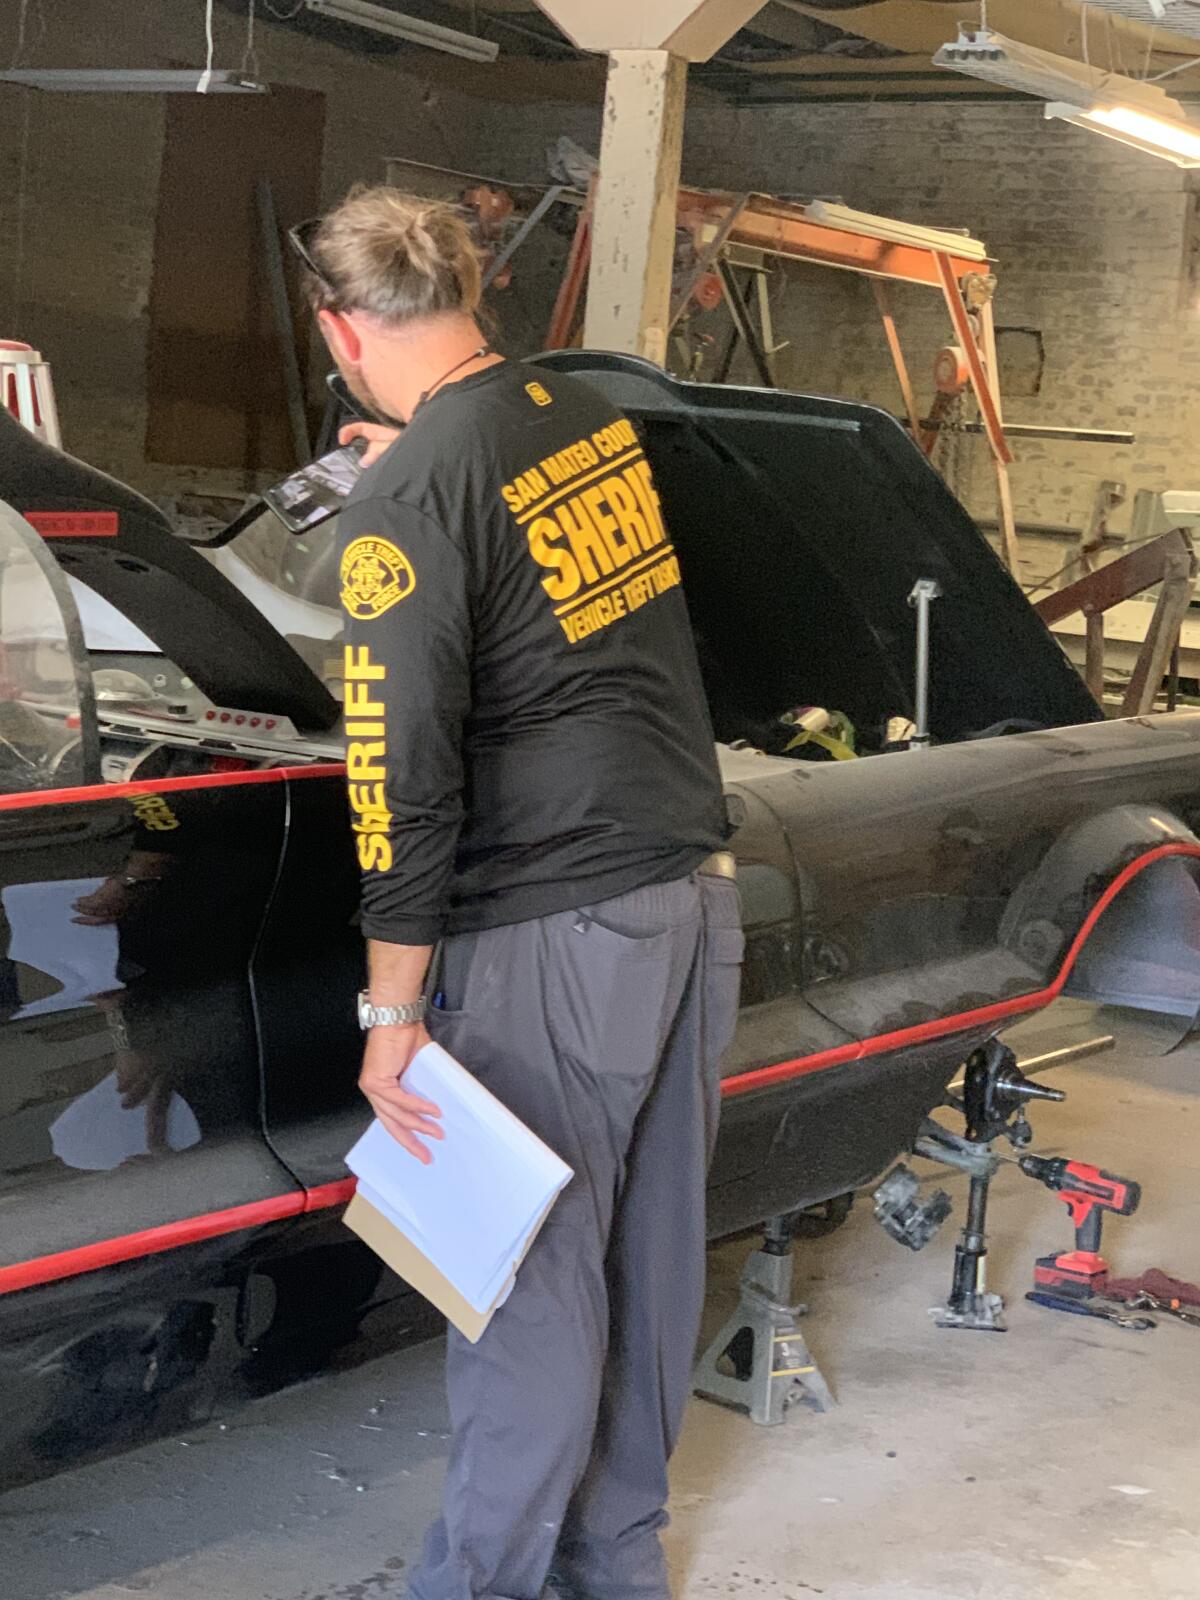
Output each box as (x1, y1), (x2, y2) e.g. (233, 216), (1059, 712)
(674, 189), (986, 290)
(547, 185), (1020, 569)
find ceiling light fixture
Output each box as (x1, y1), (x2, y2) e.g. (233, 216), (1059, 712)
(0, 67), (268, 92)
(934, 27), (1127, 103)
(303, 0), (498, 62)
(1044, 100), (1200, 166)
(0, 0), (268, 94)
(934, 27), (1200, 167)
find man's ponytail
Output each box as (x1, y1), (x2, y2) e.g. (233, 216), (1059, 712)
(303, 186), (483, 325)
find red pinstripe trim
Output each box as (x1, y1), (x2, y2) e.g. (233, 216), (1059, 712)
(719, 840), (1200, 1099)
(304, 1177), (357, 1212)
(0, 762), (346, 813)
(0, 1179), (364, 1297)
(0, 840), (1196, 1297)
(0, 1192), (306, 1296)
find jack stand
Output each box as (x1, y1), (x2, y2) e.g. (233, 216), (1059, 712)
(694, 1217), (834, 1426)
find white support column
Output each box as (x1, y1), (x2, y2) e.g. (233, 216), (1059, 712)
(583, 49), (687, 365)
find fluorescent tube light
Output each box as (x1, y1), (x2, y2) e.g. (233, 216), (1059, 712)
(935, 27), (1200, 167)
(303, 0), (498, 62)
(0, 68), (267, 92)
(1045, 101), (1200, 166)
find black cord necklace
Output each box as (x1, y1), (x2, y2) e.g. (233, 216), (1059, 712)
(414, 345), (493, 413)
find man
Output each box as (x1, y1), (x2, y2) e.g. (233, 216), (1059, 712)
(294, 185), (743, 1600)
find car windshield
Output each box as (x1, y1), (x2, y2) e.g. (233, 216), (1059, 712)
(0, 502), (96, 791)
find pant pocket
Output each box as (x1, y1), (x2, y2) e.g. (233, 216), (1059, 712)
(544, 911), (688, 1080)
(429, 928), (493, 1017)
(702, 882), (746, 1065)
(426, 932), (492, 1059)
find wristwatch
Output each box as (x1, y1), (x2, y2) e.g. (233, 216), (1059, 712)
(357, 990), (427, 1031)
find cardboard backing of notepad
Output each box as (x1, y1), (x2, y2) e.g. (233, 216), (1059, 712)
(343, 1187), (559, 1343)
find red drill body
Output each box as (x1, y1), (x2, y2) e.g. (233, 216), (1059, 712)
(1020, 1156), (1141, 1298)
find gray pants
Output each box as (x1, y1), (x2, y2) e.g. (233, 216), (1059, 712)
(410, 872), (744, 1600)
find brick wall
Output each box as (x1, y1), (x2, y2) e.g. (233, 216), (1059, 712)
(0, 0), (485, 497)
(6, 21), (1198, 554)
(466, 94), (1200, 566)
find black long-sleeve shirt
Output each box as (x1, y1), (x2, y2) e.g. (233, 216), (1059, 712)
(337, 361), (726, 945)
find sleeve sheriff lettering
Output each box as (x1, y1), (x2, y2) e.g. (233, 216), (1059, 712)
(340, 495), (473, 945)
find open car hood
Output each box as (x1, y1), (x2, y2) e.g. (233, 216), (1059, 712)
(531, 352), (1101, 742)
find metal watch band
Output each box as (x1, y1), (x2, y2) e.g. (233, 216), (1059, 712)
(357, 990), (428, 1030)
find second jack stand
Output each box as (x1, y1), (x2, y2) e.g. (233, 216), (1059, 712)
(693, 1217), (833, 1426)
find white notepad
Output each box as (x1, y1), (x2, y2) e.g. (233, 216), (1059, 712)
(344, 1041), (574, 1341)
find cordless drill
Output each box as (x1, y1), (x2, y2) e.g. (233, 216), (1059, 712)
(1019, 1155), (1141, 1300)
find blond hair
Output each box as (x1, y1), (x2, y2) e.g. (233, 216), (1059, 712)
(305, 185), (483, 325)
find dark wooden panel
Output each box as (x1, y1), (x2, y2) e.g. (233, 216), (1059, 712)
(146, 85), (326, 472)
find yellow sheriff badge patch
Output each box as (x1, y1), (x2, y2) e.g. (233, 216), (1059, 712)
(340, 536), (416, 620)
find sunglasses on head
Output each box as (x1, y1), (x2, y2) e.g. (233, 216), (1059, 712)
(287, 217), (340, 304)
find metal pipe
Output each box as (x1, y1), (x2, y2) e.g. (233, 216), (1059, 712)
(946, 1171), (991, 1315)
(714, 271), (755, 384)
(303, 0), (498, 62)
(482, 185), (565, 292)
(256, 179), (311, 467)
(948, 1033), (1115, 1094)
(920, 420), (1135, 445)
(907, 578), (942, 748)
(717, 259), (776, 389)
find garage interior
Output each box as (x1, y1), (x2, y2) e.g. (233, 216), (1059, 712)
(4, 1), (1200, 1597)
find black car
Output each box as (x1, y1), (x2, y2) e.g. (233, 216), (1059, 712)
(0, 354), (1196, 1488)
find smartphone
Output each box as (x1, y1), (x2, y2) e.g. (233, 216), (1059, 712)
(262, 438), (367, 535)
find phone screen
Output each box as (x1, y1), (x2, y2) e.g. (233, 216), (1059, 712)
(262, 441), (366, 534)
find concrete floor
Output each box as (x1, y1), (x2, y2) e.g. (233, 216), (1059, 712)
(4, 1018), (1200, 1600)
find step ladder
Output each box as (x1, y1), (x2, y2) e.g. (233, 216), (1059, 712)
(2, 341), (62, 448)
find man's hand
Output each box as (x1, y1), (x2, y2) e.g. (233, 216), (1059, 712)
(72, 879), (131, 925)
(359, 1023), (444, 1163)
(339, 421), (402, 469)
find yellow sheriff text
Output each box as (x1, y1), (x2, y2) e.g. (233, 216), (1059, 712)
(131, 793), (180, 832)
(344, 644), (393, 872)
(560, 553), (682, 644)
(499, 417), (641, 514)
